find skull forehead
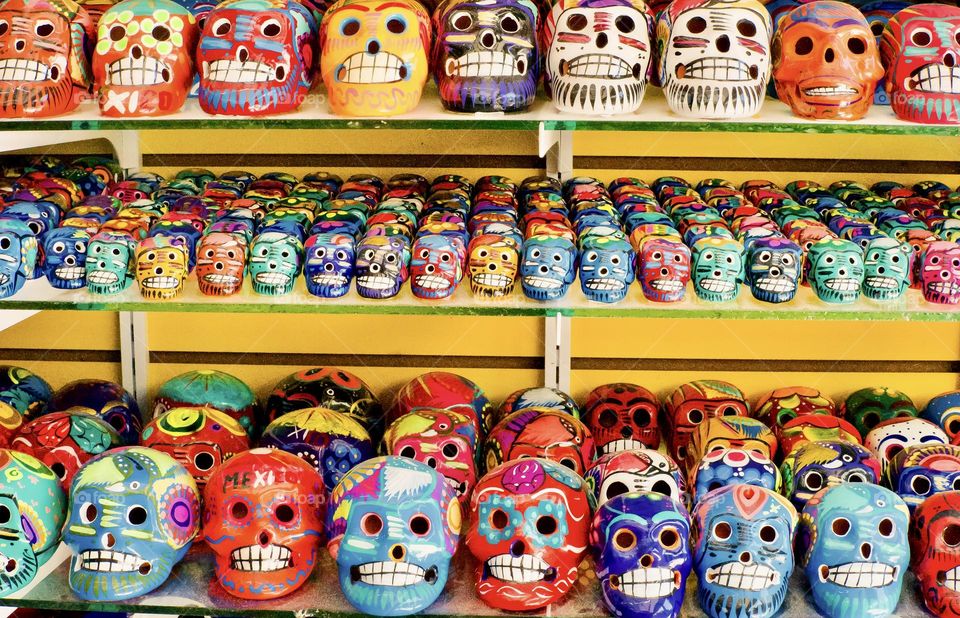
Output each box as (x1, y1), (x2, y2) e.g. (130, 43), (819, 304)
(670, 1), (769, 32)
(101, 0), (192, 20)
(780, 0), (870, 31)
(597, 492), (688, 534)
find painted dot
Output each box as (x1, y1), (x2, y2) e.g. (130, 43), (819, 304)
(171, 501), (192, 527)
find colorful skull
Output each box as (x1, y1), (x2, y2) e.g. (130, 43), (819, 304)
(691, 448), (781, 504)
(687, 416), (777, 472)
(926, 390), (960, 439)
(637, 236), (690, 302)
(466, 458), (592, 610)
(865, 416), (948, 474)
(383, 407), (477, 499)
(843, 386), (917, 437)
(499, 386), (580, 421)
(260, 407), (374, 491)
(585, 449), (686, 507)
(47, 378), (141, 446)
(754, 385), (837, 438)
(0, 0), (94, 118)
(42, 227), (88, 289)
(10, 411), (121, 490)
(0, 365), (50, 421)
(0, 220), (37, 299)
(584, 382), (659, 454)
(141, 407), (250, 488)
(691, 485), (797, 618)
(153, 369), (258, 436)
(862, 236), (912, 300)
(485, 408), (595, 475)
(779, 415), (862, 456)
(885, 443), (960, 512)
(591, 492), (691, 618)
(543, 0), (654, 114)
(519, 235), (577, 301)
(247, 231), (303, 296)
(881, 4), (960, 124)
(93, 0), (199, 116)
(910, 490), (960, 618)
(467, 233), (519, 298)
(921, 240), (960, 304)
(86, 231), (136, 295)
(64, 447), (200, 601)
(806, 238), (864, 304)
(327, 456), (460, 615)
(198, 0), (318, 115)
(196, 231), (246, 296)
(796, 484), (910, 618)
(203, 448), (325, 599)
(745, 236), (801, 303)
(135, 235), (188, 300)
(664, 379), (749, 463)
(355, 234), (410, 299)
(657, 0), (772, 119)
(691, 237), (744, 302)
(579, 236), (634, 303)
(410, 233), (464, 299)
(780, 440), (880, 509)
(389, 371), (491, 434)
(433, 0), (539, 113)
(320, 0), (431, 116)
(772, 1), (883, 120)
(304, 232), (355, 298)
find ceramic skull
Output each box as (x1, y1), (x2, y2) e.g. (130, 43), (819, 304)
(355, 234), (411, 299)
(637, 236), (690, 302)
(885, 443), (960, 512)
(780, 440), (881, 509)
(579, 236), (635, 303)
(249, 231), (303, 296)
(543, 0), (654, 115)
(691, 448), (781, 504)
(920, 241), (960, 304)
(862, 236), (912, 300)
(196, 231), (247, 296)
(585, 448), (686, 508)
(41, 227), (89, 289)
(0, 220), (37, 299)
(657, 0), (772, 119)
(911, 490), (960, 618)
(86, 231), (137, 295)
(664, 379), (749, 463)
(843, 386), (917, 437)
(153, 369), (259, 436)
(47, 378), (142, 446)
(806, 238), (864, 304)
(410, 233), (465, 299)
(864, 417), (948, 475)
(135, 235), (189, 300)
(926, 390), (960, 439)
(691, 237), (744, 302)
(520, 234), (577, 301)
(745, 236), (801, 303)
(584, 382), (659, 454)
(304, 232), (355, 298)
(485, 408), (595, 475)
(388, 371), (491, 434)
(467, 233), (519, 298)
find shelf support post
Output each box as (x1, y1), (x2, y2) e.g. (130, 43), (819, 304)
(538, 123), (573, 180)
(119, 312), (149, 413)
(544, 312), (571, 392)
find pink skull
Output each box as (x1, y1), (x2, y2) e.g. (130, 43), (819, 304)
(920, 241), (960, 304)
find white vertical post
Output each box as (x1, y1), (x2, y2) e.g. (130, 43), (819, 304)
(544, 312), (571, 392)
(119, 312), (149, 412)
(538, 123), (574, 180)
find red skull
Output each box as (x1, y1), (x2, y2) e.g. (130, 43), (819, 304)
(664, 379), (749, 463)
(196, 231), (247, 296)
(920, 241), (960, 304)
(485, 408), (596, 476)
(584, 383), (660, 454)
(911, 490), (960, 618)
(388, 371), (491, 435)
(779, 414), (862, 456)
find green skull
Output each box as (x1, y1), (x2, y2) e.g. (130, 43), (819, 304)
(85, 232), (137, 295)
(692, 237), (743, 302)
(843, 386), (917, 436)
(249, 232), (303, 296)
(806, 238), (864, 304)
(862, 237), (912, 301)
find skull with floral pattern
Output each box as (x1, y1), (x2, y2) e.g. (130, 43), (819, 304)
(42, 226), (88, 289)
(862, 236), (912, 300)
(249, 231), (303, 296)
(485, 408), (595, 475)
(884, 443), (960, 512)
(843, 386), (917, 437)
(691, 448), (781, 504)
(780, 440), (880, 509)
(864, 417), (948, 475)
(692, 237), (743, 302)
(86, 231), (137, 295)
(779, 415), (862, 456)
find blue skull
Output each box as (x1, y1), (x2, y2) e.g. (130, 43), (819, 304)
(0, 201), (61, 242)
(692, 485), (798, 618)
(591, 492), (691, 618)
(923, 390), (960, 439)
(304, 233), (355, 298)
(0, 220), (38, 299)
(355, 236), (411, 300)
(86, 232), (137, 295)
(327, 456), (460, 616)
(42, 228), (90, 290)
(579, 237), (635, 304)
(780, 440), (881, 510)
(63, 447), (200, 601)
(745, 237), (801, 304)
(884, 443), (960, 512)
(797, 484), (909, 618)
(691, 449), (781, 505)
(520, 235), (577, 301)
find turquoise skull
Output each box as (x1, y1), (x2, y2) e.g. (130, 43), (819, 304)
(692, 237), (744, 302)
(862, 237), (912, 301)
(806, 238), (864, 304)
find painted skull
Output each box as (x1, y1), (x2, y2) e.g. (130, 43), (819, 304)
(780, 415), (862, 456)
(327, 456), (460, 615)
(691, 448), (781, 504)
(203, 448), (325, 599)
(921, 241), (960, 304)
(691, 237), (743, 302)
(249, 231), (303, 296)
(637, 236), (690, 302)
(910, 490), (960, 618)
(806, 238), (864, 304)
(383, 407), (477, 501)
(499, 386), (580, 423)
(691, 485), (797, 618)
(64, 447), (200, 601)
(862, 236), (912, 300)
(141, 407), (250, 488)
(93, 0), (199, 116)
(410, 233), (464, 299)
(86, 231), (137, 295)
(579, 236), (634, 303)
(485, 408), (595, 475)
(843, 386), (917, 437)
(584, 382), (659, 454)
(796, 484), (910, 618)
(585, 449), (686, 508)
(780, 440), (881, 509)
(926, 390), (960, 440)
(47, 379), (141, 446)
(41, 226), (88, 289)
(389, 371), (490, 434)
(0, 220), (37, 299)
(881, 4), (960, 124)
(320, 0), (431, 116)
(664, 379), (749, 463)
(433, 0), (539, 113)
(153, 369), (258, 436)
(10, 411), (121, 491)
(355, 235), (410, 299)
(198, 0), (318, 115)
(520, 235), (577, 301)
(657, 0), (771, 119)
(687, 416), (777, 472)
(591, 492), (691, 618)
(467, 233), (519, 298)
(865, 417), (948, 475)
(260, 407), (374, 491)
(135, 235), (188, 300)
(0, 0), (94, 118)
(754, 385), (837, 438)
(772, 1), (883, 120)
(543, 0), (654, 115)
(466, 458), (592, 610)
(196, 231), (246, 296)
(0, 365), (50, 422)
(745, 236), (800, 303)
(304, 232), (354, 298)
(885, 443), (960, 512)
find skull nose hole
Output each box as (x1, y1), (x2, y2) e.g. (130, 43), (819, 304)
(946, 52), (956, 67)
(599, 267), (609, 276)
(258, 531), (269, 546)
(621, 427), (633, 438)
(154, 267), (164, 275)
(739, 551), (751, 563)
(214, 262), (223, 270)
(390, 544), (406, 561)
(640, 554), (653, 567)
(713, 270), (722, 277)
(4, 559), (15, 573)
(769, 266), (781, 277)
(367, 39), (380, 54)
(597, 32), (608, 48)
(660, 267), (669, 276)
(716, 35), (730, 52)
(237, 46), (249, 62)
(426, 264), (435, 273)
(103, 533), (115, 549)
(14, 40), (23, 52)
(539, 265), (549, 273)
(480, 30), (495, 48)
(838, 268), (847, 276)
(510, 540), (526, 557)
(825, 47), (835, 63)
(860, 543), (872, 559)
(324, 263), (334, 271)
(877, 266), (885, 274)
(130, 45), (142, 60)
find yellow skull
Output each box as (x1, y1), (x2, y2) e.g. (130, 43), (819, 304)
(135, 237), (188, 300)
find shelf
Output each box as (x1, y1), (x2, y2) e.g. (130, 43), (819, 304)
(3, 276), (960, 321)
(0, 87), (956, 135)
(0, 543), (931, 617)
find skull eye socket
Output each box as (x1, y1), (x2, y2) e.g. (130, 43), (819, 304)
(500, 14), (520, 33)
(611, 255), (621, 265)
(386, 15), (407, 34)
(385, 253), (397, 263)
(261, 19), (282, 37)
(686, 16), (707, 34)
(559, 457), (578, 471)
(363, 249), (375, 260)
(943, 524), (960, 547)
(275, 504), (295, 523)
(80, 502), (98, 524)
(152, 25), (171, 41)
(211, 18), (232, 36)
(585, 251), (598, 262)
(869, 21), (884, 37)
(832, 518), (850, 536)
(490, 508), (509, 529)
(736, 19), (756, 37)
(399, 445), (417, 458)
(759, 525), (777, 543)
(536, 515), (558, 535)
(598, 409), (618, 428)
(127, 505), (148, 526)
(802, 470), (824, 491)
(931, 255), (942, 265)
(781, 254), (794, 266)
(361, 513), (383, 535)
(615, 15), (635, 33)
(613, 528), (637, 551)
(530, 248), (542, 258)
(336, 250), (348, 260)
(409, 514), (431, 536)
(35, 20), (54, 37)
(878, 517), (894, 537)
(651, 251), (663, 260)
(110, 25), (126, 41)
(0, 21), (7, 37)
(194, 451), (216, 471)
(847, 36), (866, 54)
(0, 505), (9, 525)
(52, 241), (66, 253)
(911, 475), (932, 495)
(451, 11), (473, 30)
(566, 13), (588, 31)
(846, 471), (867, 483)
(442, 442), (459, 458)
(660, 527), (681, 549)
(687, 408), (704, 424)
(713, 521), (732, 540)
(230, 501), (249, 520)
(911, 27), (932, 46)
(794, 36), (814, 55)
(341, 18), (361, 36)
(758, 250), (771, 263)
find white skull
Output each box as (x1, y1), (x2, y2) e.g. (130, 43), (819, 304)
(545, 2), (652, 114)
(659, 0), (771, 118)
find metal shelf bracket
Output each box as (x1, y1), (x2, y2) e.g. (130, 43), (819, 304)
(538, 123), (573, 180)
(544, 312), (571, 392)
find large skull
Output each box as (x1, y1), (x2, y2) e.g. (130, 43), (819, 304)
(584, 382), (659, 453)
(0, 220), (37, 299)
(153, 369), (258, 436)
(585, 448), (686, 507)
(466, 458), (593, 610)
(47, 378), (142, 446)
(885, 443), (960, 513)
(664, 379), (749, 463)
(780, 440), (880, 510)
(911, 490), (960, 618)
(543, 0), (653, 115)
(485, 408), (595, 476)
(433, 0), (539, 113)
(657, 0), (771, 119)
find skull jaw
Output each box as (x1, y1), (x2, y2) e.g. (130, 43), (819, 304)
(98, 84), (188, 118)
(86, 269), (133, 295)
(601, 569), (685, 618)
(197, 272), (244, 297)
(663, 76), (766, 119)
(748, 275), (798, 304)
(45, 264), (87, 290)
(137, 275), (186, 300)
(521, 277), (572, 301)
(810, 278), (861, 304)
(890, 65), (960, 124)
(67, 550), (177, 601)
(693, 276), (740, 302)
(550, 75), (647, 116)
(475, 561), (578, 610)
(438, 72), (537, 114)
(923, 280), (960, 305)
(862, 275), (908, 301)
(338, 560), (446, 616)
(778, 79), (873, 121)
(0, 540), (38, 596)
(0, 78), (78, 118)
(326, 83), (425, 117)
(305, 271), (352, 298)
(581, 277), (629, 304)
(212, 550), (316, 600)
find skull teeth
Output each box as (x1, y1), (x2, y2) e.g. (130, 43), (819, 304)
(865, 276), (897, 290)
(202, 274), (240, 284)
(485, 553), (553, 583)
(141, 276), (181, 289)
(229, 544), (292, 572)
(76, 550), (147, 573)
(601, 438), (646, 454)
(337, 52), (406, 84)
(446, 51), (527, 78)
(819, 562), (897, 588)
(698, 278), (736, 293)
(754, 277), (794, 293)
(204, 59), (281, 84)
(681, 57), (753, 81)
(87, 271), (119, 284)
(474, 273), (511, 287)
(802, 85), (857, 97)
(585, 278), (625, 291)
(943, 566), (960, 591)
(704, 562), (778, 590)
(522, 276), (563, 289)
(106, 56), (170, 87)
(564, 54), (632, 79)
(824, 278), (860, 292)
(54, 266), (85, 280)
(0, 58), (50, 81)
(351, 560), (429, 586)
(357, 275), (397, 290)
(311, 273), (348, 285)
(611, 567), (680, 598)
(414, 274), (451, 290)
(254, 272), (291, 285)
(909, 63), (960, 94)
(650, 279), (684, 291)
